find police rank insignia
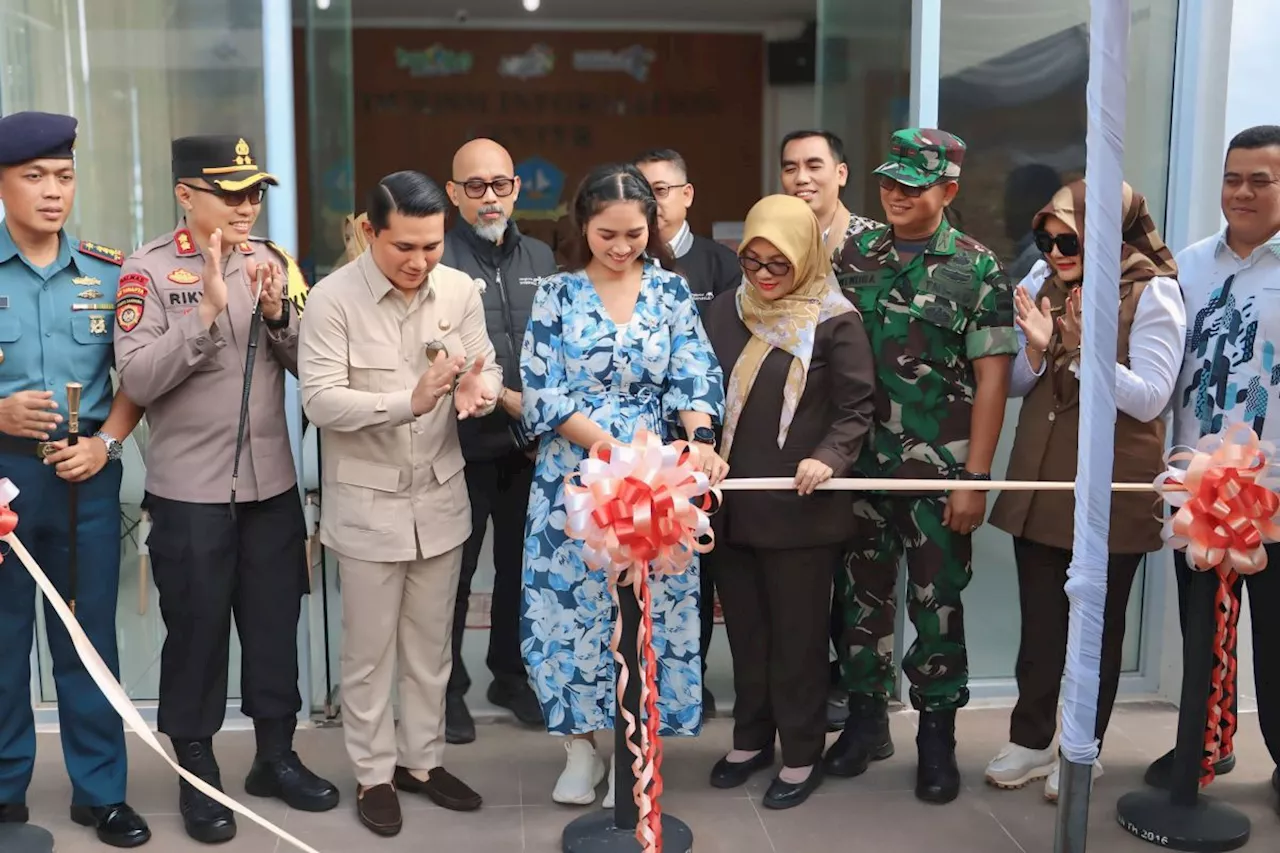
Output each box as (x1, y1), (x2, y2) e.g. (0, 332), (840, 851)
(89, 315), (108, 336)
(116, 272), (149, 333)
(175, 229), (198, 256)
(77, 241), (124, 266)
(168, 268), (201, 285)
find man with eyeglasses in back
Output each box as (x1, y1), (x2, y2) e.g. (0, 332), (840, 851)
(440, 138), (557, 744)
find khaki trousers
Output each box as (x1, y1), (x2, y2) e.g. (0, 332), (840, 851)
(335, 545), (463, 787)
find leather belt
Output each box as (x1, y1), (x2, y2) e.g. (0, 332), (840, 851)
(0, 422), (104, 459)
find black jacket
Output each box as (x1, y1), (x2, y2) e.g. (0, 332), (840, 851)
(441, 219), (558, 462)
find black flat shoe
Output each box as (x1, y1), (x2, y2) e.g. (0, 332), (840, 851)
(710, 744), (776, 789)
(762, 765), (825, 810)
(487, 679), (545, 729)
(446, 692), (476, 744)
(1143, 747), (1236, 789)
(70, 803), (152, 849)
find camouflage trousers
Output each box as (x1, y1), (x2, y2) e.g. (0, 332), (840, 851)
(837, 495), (973, 711)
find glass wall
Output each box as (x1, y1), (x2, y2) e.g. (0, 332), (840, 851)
(940, 0), (1179, 681)
(0, 0), (268, 704)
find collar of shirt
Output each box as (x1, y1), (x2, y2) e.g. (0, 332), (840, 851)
(867, 218), (957, 264)
(668, 220), (694, 259)
(1212, 226), (1280, 264)
(359, 250), (434, 304)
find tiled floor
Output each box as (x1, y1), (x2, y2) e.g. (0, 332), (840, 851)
(22, 702), (1278, 852)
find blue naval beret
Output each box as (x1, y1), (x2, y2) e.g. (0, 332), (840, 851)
(0, 111), (78, 167)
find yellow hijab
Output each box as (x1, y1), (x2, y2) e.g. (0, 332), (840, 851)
(720, 194), (856, 460)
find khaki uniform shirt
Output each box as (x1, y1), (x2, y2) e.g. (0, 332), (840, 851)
(298, 251), (502, 563)
(114, 222), (300, 504)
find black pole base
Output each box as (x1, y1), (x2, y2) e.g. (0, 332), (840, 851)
(562, 811), (693, 853)
(1116, 789), (1251, 852)
(0, 823), (56, 852)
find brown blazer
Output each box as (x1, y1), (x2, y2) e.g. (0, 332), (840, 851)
(114, 222), (300, 504)
(989, 279), (1166, 554)
(702, 291), (876, 550)
(298, 251), (503, 563)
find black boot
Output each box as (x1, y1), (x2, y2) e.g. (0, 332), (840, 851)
(172, 738), (236, 844)
(244, 717), (340, 812)
(915, 709), (961, 804)
(823, 694), (894, 777)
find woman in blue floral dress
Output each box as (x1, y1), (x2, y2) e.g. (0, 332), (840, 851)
(519, 163), (726, 807)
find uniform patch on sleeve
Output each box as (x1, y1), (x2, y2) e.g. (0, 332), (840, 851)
(77, 241), (124, 266)
(115, 272), (149, 333)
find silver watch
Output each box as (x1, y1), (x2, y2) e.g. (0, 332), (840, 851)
(95, 431), (123, 462)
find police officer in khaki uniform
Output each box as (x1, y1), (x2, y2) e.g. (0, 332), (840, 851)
(113, 136), (338, 845)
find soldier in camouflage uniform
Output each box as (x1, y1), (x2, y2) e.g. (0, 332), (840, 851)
(822, 129), (1017, 804)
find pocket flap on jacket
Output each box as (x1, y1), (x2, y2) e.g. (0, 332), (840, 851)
(349, 343), (400, 370)
(336, 457), (402, 492)
(432, 447), (465, 485)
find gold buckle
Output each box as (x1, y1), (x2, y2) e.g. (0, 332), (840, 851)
(37, 442), (57, 459)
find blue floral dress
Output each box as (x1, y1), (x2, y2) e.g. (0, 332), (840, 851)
(519, 262), (725, 736)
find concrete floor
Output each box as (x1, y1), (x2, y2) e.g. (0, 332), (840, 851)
(19, 702), (1279, 852)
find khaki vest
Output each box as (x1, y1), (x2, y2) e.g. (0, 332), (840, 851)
(989, 279), (1166, 554)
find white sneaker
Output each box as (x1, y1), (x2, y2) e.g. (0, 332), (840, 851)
(602, 753), (616, 809)
(984, 743), (1057, 789)
(1044, 757), (1103, 802)
(553, 740), (606, 806)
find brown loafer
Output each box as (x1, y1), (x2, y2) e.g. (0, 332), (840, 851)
(356, 783), (402, 836)
(393, 766), (482, 811)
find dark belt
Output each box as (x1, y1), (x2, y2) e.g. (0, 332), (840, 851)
(0, 421), (104, 459)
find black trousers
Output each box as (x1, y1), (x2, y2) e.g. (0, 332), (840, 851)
(1009, 538), (1142, 750)
(714, 543), (839, 768)
(1174, 548), (1280, 766)
(699, 549), (717, 679)
(449, 453), (531, 694)
(145, 489), (307, 739)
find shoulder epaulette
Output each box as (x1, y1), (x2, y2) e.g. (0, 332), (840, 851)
(266, 240), (310, 313)
(77, 240), (124, 266)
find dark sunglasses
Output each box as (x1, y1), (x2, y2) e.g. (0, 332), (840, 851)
(739, 256), (792, 276)
(454, 178), (516, 199)
(877, 176), (941, 198)
(1033, 230), (1081, 257)
(181, 182), (267, 207)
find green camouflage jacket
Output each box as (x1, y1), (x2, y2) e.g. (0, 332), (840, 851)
(834, 216), (1017, 480)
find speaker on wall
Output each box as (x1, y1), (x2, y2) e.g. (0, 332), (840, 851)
(767, 22), (817, 86)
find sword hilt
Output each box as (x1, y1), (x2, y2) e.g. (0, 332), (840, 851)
(66, 382), (82, 443)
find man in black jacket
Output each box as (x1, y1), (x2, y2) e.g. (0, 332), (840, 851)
(635, 148), (739, 716)
(441, 138), (558, 743)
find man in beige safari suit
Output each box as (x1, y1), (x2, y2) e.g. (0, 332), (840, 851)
(298, 170), (500, 837)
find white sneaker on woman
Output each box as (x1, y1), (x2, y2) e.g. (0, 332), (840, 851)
(553, 740), (606, 806)
(1044, 757), (1103, 802)
(602, 753), (616, 809)
(984, 743), (1057, 789)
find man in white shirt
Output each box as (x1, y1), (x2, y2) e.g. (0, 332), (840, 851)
(1148, 125), (1280, 812)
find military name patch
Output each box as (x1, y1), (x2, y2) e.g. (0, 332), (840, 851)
(168, 268), (201, 285)
(115, 272), (149, 333)
(174, 229), (198, 256)
(77, 241), (124, 266)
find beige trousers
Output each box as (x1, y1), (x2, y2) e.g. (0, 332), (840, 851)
(334, 545), (463, 787)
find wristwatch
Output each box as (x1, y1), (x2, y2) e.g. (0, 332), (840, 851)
(95, 431), (123, 462)
(264, 299), (290, 330)
(956, 470), (991, 481)
(689, 426), (716, 447)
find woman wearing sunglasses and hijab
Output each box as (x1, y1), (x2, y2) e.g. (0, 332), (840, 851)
(984, 180), (1185, 802)
(700, 194), (876, 809)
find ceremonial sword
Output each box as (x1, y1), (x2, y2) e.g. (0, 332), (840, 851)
(65, 381), (82, 615)
(230, 267), (266, 521)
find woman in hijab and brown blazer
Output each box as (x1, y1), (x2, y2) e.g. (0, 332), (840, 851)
(984, 180), (1185, 801)
(700, 194), (877, 810)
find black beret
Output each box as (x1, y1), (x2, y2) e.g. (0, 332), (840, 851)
(0, 111), (78, 167)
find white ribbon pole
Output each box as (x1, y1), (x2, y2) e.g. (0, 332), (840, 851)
(1057, 1), (1129, 851)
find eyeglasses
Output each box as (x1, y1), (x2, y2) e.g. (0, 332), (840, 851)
(739, 256), (792, 276)
(454, 178), (516, 199)
(180, 182), (267, 207)
(877, 176), (942, 198)
(1033, 230), (1081, 257)
(651, 183), (689, 199)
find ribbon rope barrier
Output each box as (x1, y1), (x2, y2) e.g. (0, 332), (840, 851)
(1, 424), (1273, 853)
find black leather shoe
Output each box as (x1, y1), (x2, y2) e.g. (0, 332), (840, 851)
(172, 738), (236, 844)
(0, 803), (29, 823)
(487, 679), (545, 728)
(916, 710), (961, 804)
(762, 764), (825, 810)
(70, 803), (151, 848)
(710, 744), (776, 789)
(824, 694), (894, 777)
(1143, 747), (1236, 789)
(446, 691), (476, 744)
(245, 752), (340, 812)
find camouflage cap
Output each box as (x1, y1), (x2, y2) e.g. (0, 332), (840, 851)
(873, 128), (966, 188)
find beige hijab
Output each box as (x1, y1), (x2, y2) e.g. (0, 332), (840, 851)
(720, 194), (856, 460)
